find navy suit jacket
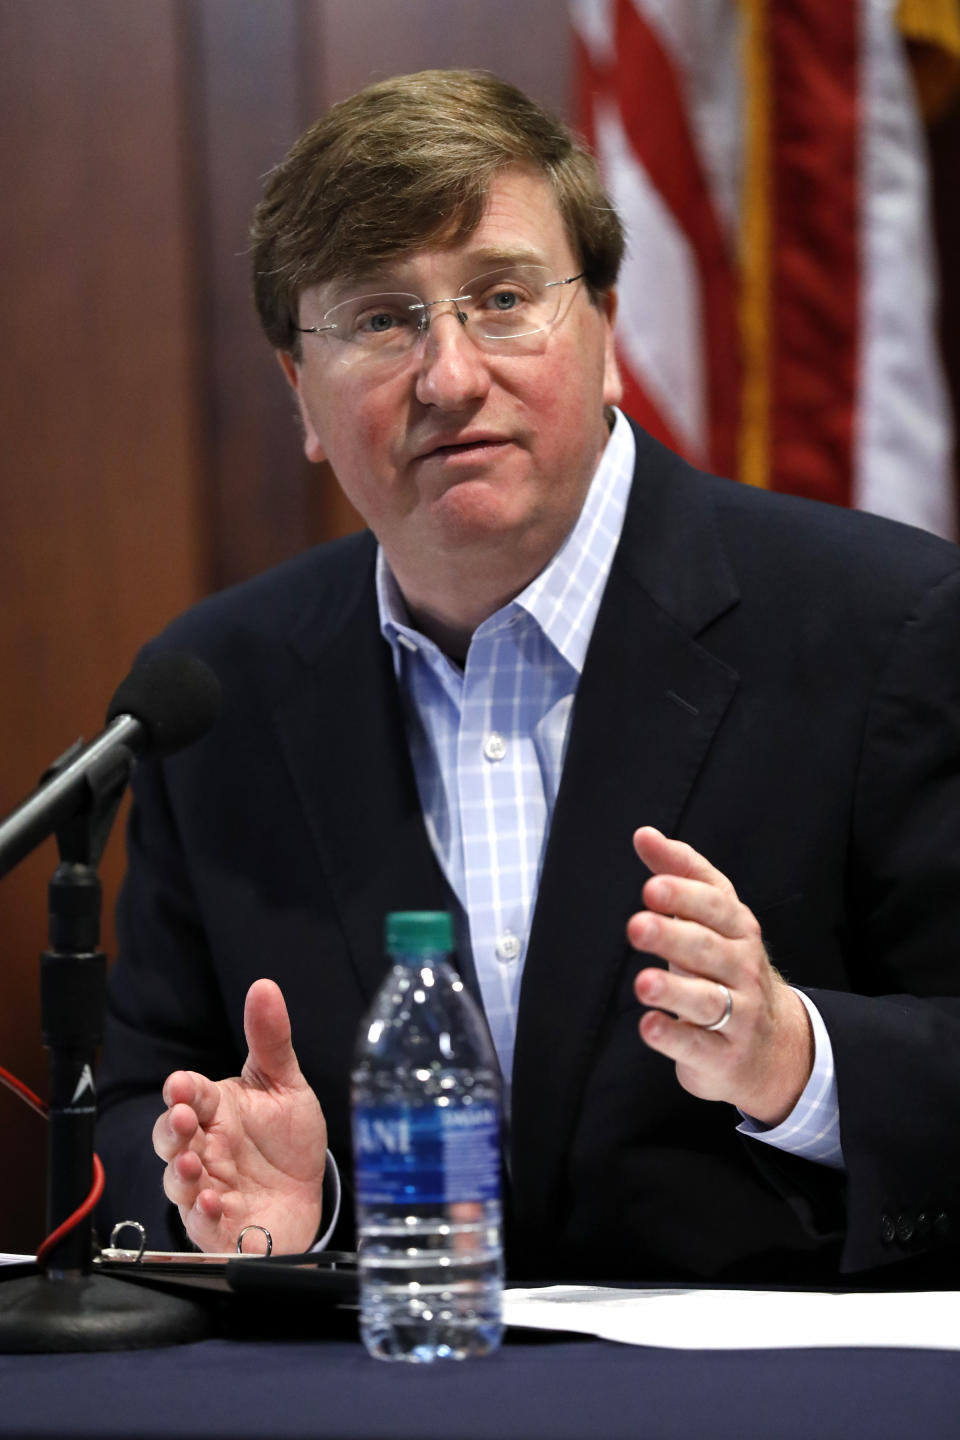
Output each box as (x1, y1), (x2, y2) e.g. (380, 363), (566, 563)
(96, 420), (960, 1283)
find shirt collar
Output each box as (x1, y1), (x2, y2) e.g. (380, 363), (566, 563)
(377, 407), (636, 675)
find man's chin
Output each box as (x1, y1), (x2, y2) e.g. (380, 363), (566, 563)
(425, 479), (530, 543)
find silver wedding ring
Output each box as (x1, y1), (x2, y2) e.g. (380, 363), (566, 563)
(702, 981), (733, 1032)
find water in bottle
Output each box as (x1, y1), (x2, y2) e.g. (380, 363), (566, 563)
(351, 910), (503, 1362)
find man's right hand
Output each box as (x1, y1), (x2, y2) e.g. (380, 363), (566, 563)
(151, 977), (328, 1255)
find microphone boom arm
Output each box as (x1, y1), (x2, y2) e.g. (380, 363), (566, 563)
(0, 716), (141, 879)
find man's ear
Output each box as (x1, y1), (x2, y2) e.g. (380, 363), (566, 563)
(599, 289), (623, 409)
(276, 351), (327, 464)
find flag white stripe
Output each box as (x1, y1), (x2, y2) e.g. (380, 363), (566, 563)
(856, 0), (956, 536)
(569, 0), (615, 61)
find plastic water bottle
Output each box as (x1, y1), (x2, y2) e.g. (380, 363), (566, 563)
(351, 911), (504, 1362)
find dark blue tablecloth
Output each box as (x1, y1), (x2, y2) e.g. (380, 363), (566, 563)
(2, 1326), (960, 1440)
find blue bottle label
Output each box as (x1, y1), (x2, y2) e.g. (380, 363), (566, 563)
(353, 1101), (500, 1206)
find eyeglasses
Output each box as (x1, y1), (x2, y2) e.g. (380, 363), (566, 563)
(295, 266), (584, 366)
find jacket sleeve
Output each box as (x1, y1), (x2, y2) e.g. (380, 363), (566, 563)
(95, 747), (242, 1251)
(814, 564), (960, 1274)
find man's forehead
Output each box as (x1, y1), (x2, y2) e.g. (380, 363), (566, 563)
(304, 168), (574, 305)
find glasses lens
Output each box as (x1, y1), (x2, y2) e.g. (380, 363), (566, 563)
(465, 267), (558, 341)
(323, 292), (423, 354)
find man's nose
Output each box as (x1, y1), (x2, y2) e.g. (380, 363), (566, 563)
(414, 307), (491, 408)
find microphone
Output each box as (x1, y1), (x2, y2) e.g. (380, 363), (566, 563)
(0, 651), (221, 878)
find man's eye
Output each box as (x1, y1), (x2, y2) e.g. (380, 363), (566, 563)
(485, 288), (523, 312)
(356, 310), (403, 335)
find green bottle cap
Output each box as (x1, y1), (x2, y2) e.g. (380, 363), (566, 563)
(385, 911), (453, 955)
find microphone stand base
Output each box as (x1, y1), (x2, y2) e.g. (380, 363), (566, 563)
(0, 1267), (208, 1352)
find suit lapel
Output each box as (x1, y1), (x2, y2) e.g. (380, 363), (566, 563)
(270, 546), (448, 1005)
(511, 427), (742, 1229)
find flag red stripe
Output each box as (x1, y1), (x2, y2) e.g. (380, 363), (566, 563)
(768, 1), (860, 505)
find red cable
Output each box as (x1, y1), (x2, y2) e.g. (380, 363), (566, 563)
(1, 1063), (106, 1265)
(0, 1064), (46, 1118)
(35, 1153), (105, 1266)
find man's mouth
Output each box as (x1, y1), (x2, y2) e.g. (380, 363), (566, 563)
(415, 435), (511, 462)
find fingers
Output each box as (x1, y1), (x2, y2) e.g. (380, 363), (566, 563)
(629, 910), (729, 984)
(152, 1071), (219, 1162)
(629, 828), (761, 966)
(152, 1100), (198, 1163)
(629, 827), (752, 1062)
(628, 905), (761, 994)
(152, 1070), (225, 1219)
(627, 828), (813, 1122)
(636, 1004), (731, 1100)
(242, 978), (303, 1090)
(627, 830), (761, 1029)
(643, 873), (752, 941)
(635, 965), (734, 1031)
(155, 1120), (210, 1212)
(633, 825), (728, 889)
(154, 1101), (229, 1227)
(161, 1069), (223, 1127)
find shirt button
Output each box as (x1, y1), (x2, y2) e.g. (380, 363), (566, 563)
(496, 932), (522, 963)
(483, 732), (507, 762)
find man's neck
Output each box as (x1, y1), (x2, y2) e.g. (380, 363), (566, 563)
(402, 605), (473, 665)
(400, 569), (533, 663)
(384, 522), (564, 661)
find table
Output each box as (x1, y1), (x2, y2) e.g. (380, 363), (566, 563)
(2, 1318), (959, 1440)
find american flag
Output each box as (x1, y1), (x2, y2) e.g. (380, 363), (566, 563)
(571, 0), (959, 539)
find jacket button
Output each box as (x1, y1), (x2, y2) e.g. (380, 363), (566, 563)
(895, 1215), (914, 1243)
(880, 1214), (897, 1244)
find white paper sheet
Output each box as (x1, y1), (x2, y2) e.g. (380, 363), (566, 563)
(503, 1284), (960, 1351)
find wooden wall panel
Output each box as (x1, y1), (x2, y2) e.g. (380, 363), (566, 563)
(0, 0), (204, 1253)
(181, 0), (337, 590)
(316, 0), (570, 113)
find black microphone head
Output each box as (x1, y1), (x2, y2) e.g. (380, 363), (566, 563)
(106, 652), (222, 757)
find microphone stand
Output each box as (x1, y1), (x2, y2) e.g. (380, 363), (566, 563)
(0, 742), (207, 1350)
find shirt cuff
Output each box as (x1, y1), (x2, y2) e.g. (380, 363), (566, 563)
(309, 1149), (342, 1252)
(736, 989), (845, 1170)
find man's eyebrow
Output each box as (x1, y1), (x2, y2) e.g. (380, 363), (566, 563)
(459, 245), (551, 271)
(323, 246), (555, 298)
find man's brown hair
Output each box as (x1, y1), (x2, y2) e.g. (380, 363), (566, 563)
(251, 68), (624, 356)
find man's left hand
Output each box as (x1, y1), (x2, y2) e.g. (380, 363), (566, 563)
(627, 827), (813, 1126)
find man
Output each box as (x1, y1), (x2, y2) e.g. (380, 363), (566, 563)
(96, 70), (960, 1284)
